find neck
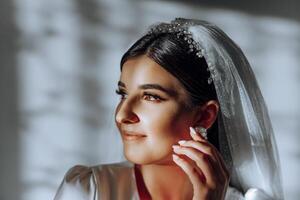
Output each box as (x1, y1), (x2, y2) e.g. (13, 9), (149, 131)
(135, 162), (194, 200)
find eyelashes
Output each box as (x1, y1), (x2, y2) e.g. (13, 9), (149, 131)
(143, 92), (165, 101)
(115, 89), (165, 102)
(115, 89), (127, 99)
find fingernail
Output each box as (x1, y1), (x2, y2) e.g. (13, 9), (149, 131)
(189, 127), (197, 135)
(172, 154), (180, 160)
(172, 145), (180, 149)
(178, 140), (186, 145)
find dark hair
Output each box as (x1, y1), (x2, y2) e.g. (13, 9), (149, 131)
(120, 32), (220, 150)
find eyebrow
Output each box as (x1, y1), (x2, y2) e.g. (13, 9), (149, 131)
(118, 81), (178, 97)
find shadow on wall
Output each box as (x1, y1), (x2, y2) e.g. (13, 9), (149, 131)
(0, 0), (19, 200)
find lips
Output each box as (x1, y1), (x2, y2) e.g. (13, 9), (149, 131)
(122, 130), (147, 141)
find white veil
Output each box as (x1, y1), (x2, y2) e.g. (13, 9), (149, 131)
(146, 18), (284, 200)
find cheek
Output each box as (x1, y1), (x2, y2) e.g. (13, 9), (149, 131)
(139, 102), (191, 141)
(114, 103), (121, 127)
(120, 101), (193, 164)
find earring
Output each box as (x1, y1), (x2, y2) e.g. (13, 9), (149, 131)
(194, 126), (208, 140)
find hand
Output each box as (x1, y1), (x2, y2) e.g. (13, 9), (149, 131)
(172, 127), (230, 200)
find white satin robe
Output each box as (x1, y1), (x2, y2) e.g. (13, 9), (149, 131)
(54, 161), (272, 200)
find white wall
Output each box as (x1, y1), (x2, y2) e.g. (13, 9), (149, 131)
(1, 0), (299, 199)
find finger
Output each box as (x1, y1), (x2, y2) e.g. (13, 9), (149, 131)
(172, 153), (206, 186)
(189, 127), (206, 142)
(175, 153), (206, 183)
(178, 140), (226, 172)
(178, 140), (230, 181)
(185, 131), (230, 180)
(190, 140), (230, 180)
(178, 140), (217, 162)
(173, 145), (218, 186)
(212, 149), (230, 178)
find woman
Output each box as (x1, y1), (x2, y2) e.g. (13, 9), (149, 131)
(54, 18), (284, 200)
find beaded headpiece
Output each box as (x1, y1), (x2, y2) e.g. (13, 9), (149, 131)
(146, 18), (217, 85)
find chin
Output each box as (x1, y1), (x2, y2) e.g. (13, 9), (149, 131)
(123, 148), (173, 165)
(123, 150), (151, 165)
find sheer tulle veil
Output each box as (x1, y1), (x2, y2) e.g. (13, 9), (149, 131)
(144, 18), (284, 199)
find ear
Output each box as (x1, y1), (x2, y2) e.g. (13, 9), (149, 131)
(192, 100), (219, 129)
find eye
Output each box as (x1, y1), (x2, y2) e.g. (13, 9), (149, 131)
(143, 92), (165, 102)
(115, 89), (127, 100)
(115, 89), (165, 102)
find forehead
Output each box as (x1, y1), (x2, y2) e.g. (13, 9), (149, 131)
(120, 55), (183, 90)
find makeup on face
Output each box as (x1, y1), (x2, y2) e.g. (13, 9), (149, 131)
(123, 134), (147, 141)
(115, 55), (194, 165)
(122, 130), (147, 141)
(117, 81), (178, 99)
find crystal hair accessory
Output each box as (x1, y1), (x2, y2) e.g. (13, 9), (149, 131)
(194, 126), (208, 140)
(146, 18), (217, 85)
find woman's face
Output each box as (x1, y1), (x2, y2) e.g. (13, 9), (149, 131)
(115, 55), (198, 165)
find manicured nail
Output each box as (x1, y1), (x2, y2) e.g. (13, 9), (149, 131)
(172, 154), (180, 160)
(172, 145), (180, 149)
(178, 140), (186, 145)
(189, 127), (197, 135)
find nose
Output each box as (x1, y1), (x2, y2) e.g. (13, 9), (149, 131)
(115, 100), (139, 124)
